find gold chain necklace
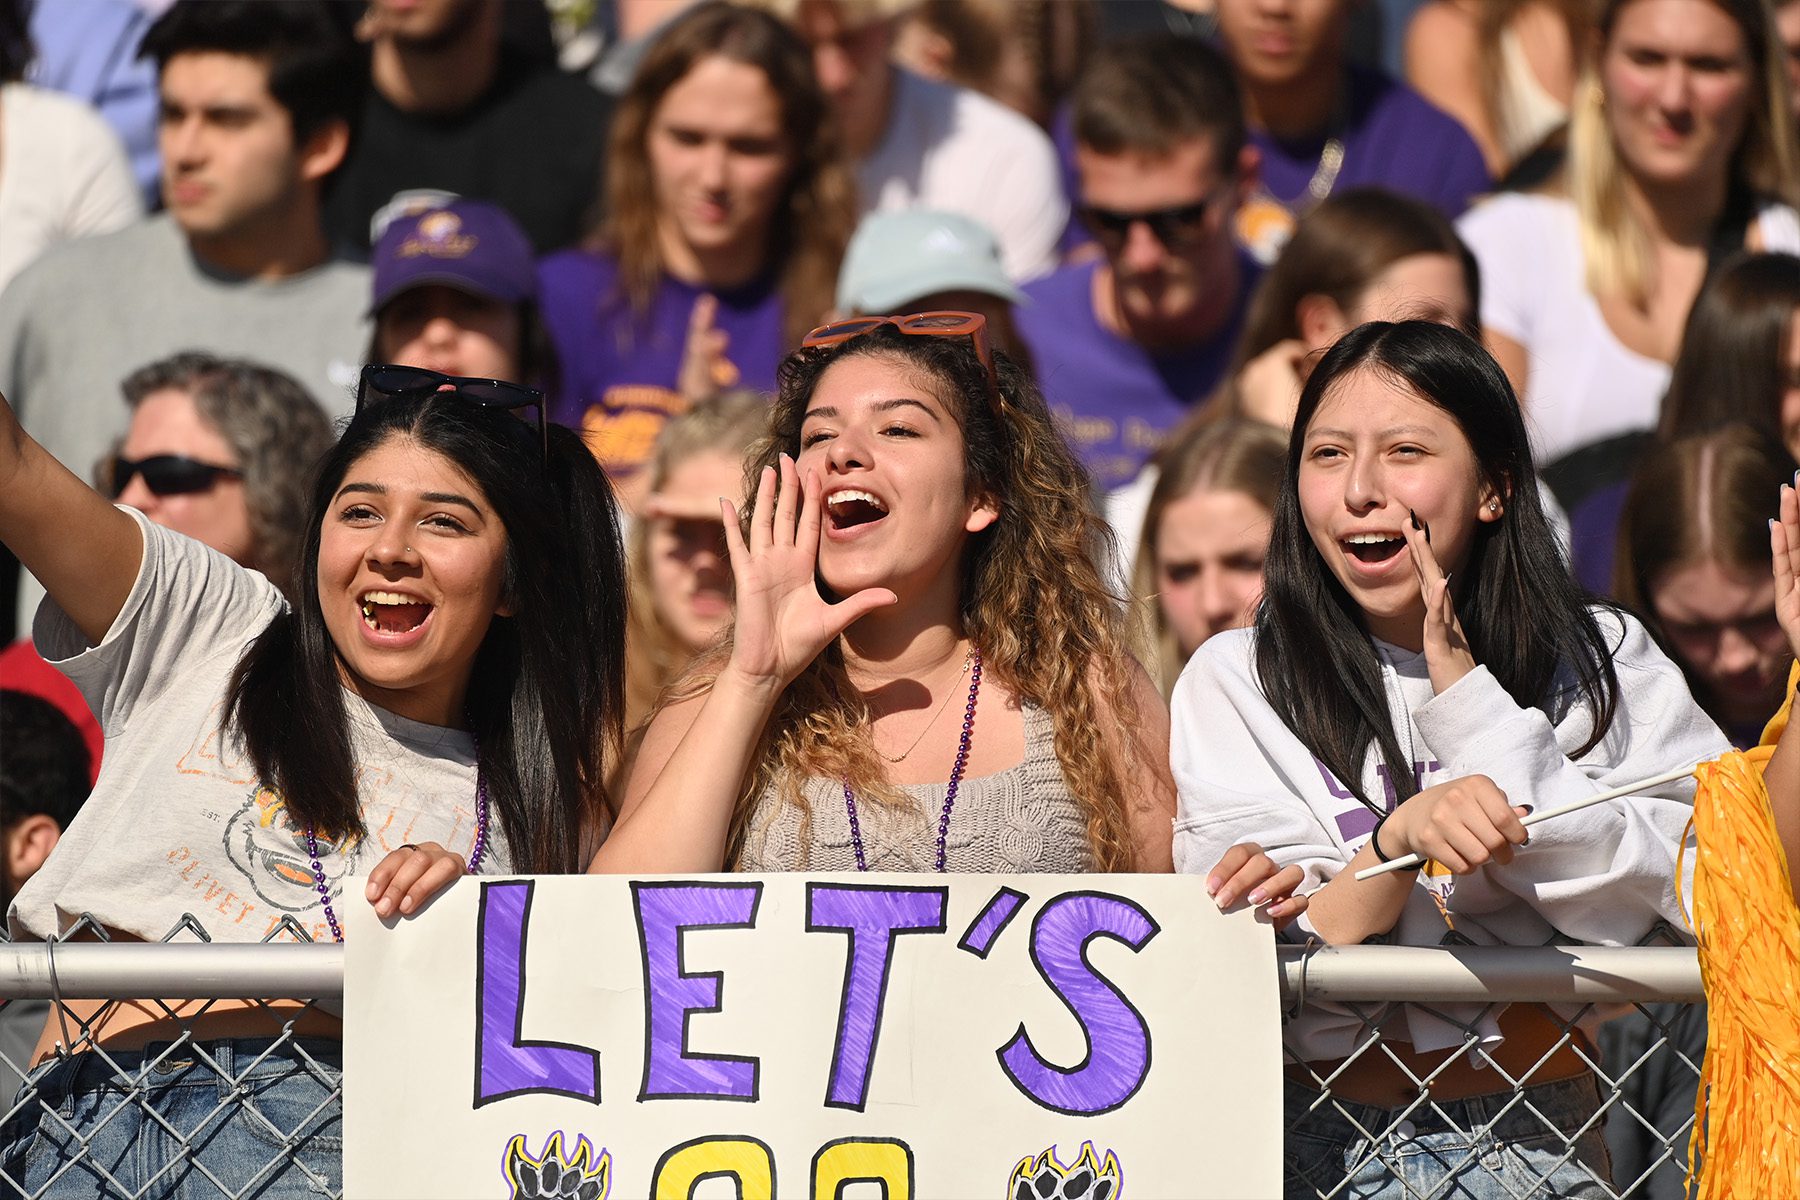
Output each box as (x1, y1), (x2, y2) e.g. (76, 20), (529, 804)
(872, 651), (975, 764)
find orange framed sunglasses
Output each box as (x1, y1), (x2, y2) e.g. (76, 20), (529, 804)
(800, 311), (1001, 414)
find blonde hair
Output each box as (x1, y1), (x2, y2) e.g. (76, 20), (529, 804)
(623, 391), (771, 732)
(666, 330), (1147, 870)
(1131, 417), (1287, 696)
(597, 2), (857, 348)
(1568, 0), (1800, 306)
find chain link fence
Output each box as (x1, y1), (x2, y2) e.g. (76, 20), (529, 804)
(0, 917), (1706, 1199)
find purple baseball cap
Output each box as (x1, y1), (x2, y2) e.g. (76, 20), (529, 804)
(369, 197), (537, 313)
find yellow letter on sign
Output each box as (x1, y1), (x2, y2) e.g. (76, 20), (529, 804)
(651, 1136), (775, 1199)
(812, 1137), (914, 1199)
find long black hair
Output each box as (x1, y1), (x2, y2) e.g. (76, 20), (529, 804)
(225, 393), (626, 873)
(1254, 320), (1620, 813)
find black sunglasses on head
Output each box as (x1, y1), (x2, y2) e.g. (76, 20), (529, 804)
(356, 365), (548, 459)
(1077, 197), (1215, 250)
(110, 454), (243, 499)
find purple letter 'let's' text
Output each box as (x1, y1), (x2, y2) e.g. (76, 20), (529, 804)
(633, 881), (762, 1101)
(997, 891), (1158, 1115)
(474, 881), (601, 1106)
(807, 883), (949, 1109)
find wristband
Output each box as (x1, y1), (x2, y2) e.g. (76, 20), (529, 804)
(1369, 811), (1419, 871)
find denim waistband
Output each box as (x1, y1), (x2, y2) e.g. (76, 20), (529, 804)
(1286, 1070), (1603, 1142)
(26, 1036), (342, 1097)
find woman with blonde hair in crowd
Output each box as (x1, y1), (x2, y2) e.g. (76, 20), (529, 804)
(1459, 0), (1800, 468)
(1132, 417), (1285, 696)
(539, 0), (856, 504)
(590, 311), (1308, 923)
(623, 391), (767, 733)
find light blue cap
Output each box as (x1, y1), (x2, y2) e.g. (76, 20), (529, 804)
(836, 209), (1026, 314)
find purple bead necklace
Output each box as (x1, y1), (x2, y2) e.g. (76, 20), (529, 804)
(306, 740), (491, 944)
(845, 647), (982, 872)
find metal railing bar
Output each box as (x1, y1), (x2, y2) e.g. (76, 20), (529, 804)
(0, 943), (344, 1000)
(1275, 944), (1702, 1004)
(0, 942), (1701, 1004)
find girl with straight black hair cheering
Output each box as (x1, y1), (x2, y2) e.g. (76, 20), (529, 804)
(1170, 321), (1729, 1198)
(0, 365), (625, 1197)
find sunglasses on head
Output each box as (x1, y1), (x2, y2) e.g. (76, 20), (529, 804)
(110, 454), (243, 499)
(1077, 197), (1215, 251)
(800, 311), (1002, 417)
(356, 364), (548, 459)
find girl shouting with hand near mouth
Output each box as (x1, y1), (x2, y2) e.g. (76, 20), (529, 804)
(590, 314), (1188, 880)
(1170, 320), (1728, 1199)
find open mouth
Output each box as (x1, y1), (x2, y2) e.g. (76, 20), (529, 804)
(360, 590), (434, 634)
(826, 489), (889, 532)
(1341, 533), (1406, 565)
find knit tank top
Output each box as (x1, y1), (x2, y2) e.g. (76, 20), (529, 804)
(733, 704), (1092, 872)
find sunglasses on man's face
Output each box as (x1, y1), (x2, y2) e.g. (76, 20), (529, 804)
(110, 454), (243, 499)
(1077, 197), (1216, 251)
(356, 364), (548, 459)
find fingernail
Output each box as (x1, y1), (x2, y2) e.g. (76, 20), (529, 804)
(1248, 889), (1268, 905)
(400, 896), (414, 914)
(1205, 875), (1220, 896)
(1773, 518), (1780, 531)
(1423, 517), (1431, 545)
(1409, 508), (1420, 530)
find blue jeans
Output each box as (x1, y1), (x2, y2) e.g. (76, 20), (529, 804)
(1285, 1071), (1614, 1199)
(0, 1037), (341, 1200)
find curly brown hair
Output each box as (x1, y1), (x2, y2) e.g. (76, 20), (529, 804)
(595, 1), (857, 349)
(666, 327), (1149, 870)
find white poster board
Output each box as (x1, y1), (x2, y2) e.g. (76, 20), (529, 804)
(343, 874), (1280, 1198)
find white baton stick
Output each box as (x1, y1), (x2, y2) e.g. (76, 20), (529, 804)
(1352, 763), (1700, 881)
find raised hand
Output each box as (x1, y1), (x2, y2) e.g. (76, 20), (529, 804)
(1772, 480), (1800, 659)
(1401, 508), (1476, 693)
(676, 293), (740, 407)
(1235, 337), (1309, 430)
(1384, 774), (1529, 875)
(721, 454), (896, 693)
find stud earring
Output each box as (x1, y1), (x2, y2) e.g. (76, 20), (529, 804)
(1488, 501), (1500, 513)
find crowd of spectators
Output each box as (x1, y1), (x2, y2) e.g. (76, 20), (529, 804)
(1, 2), (1798, 1198)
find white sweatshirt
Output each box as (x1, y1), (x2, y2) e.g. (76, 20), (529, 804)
(1169, 609), (1731, 1060)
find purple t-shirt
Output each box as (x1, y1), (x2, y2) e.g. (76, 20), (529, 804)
(537, 248), (786, 480)
(1257, 67), (1488, 213)
(1054, 67), (1491, 260)
(1016, 257), (1253, 491)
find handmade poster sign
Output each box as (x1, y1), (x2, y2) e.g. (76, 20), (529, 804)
(343, 874), (1280, 1198)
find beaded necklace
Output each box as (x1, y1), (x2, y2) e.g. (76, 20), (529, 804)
(844, 648), (982, 872)
(305, 742), (491, 943)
